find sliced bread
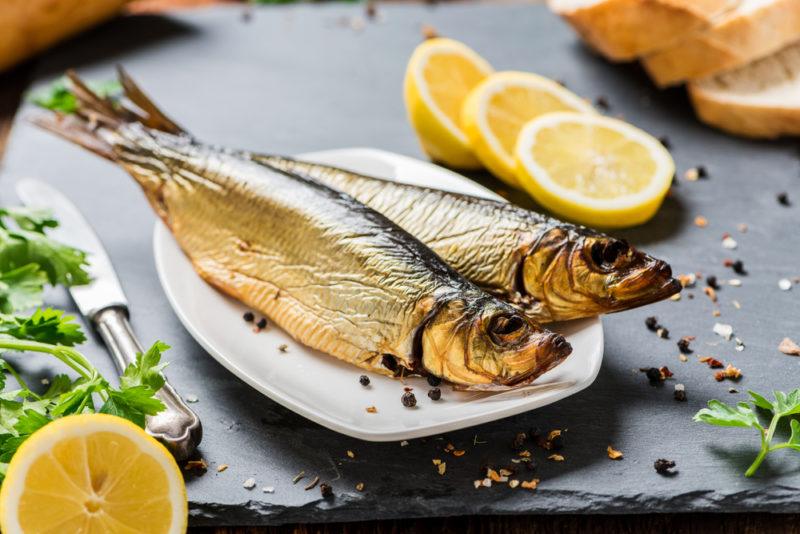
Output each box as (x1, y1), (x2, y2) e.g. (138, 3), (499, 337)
(548, 0), (740, 61)
(688, 41), (800, 138)
(643, 0), (800, 87)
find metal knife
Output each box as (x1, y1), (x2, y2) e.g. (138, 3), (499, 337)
(16, 179), (202, 462)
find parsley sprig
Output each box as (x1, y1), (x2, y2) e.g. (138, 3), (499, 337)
(694, 390), (800, 476)
(28, 78), (122, 114)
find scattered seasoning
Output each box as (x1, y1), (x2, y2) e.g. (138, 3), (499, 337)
(366, 406), (378, 414)
(677, 336), (695, 353)
(538, 429), (565, 450)
(731, 260), (746, 275)
(641, 367), (664, 384)
(728, 279), (742, 287)
(779, 278), (793, 291)
(674, 383), (687, 402)
(185, 394), (199, 403)
(346, 450), (355, 459)
(243, 311), (254, 322)
(511, 432), (527, 451)
(400, 440), (409, 447)
(453, 449), (466, 457)
(777, 192), (791, 206)
(243, 478), (256, 490)
(733, 300), (742, 309)
(548, 454), (565, 462)
(654, 459), (676, 475)
(721, 236), (738, 250)
(607, 446), (624, 460)
(432, 458), (446, 475)
(256, 318), (267, 330)
(365, 0), (377, 19)
(278, 344), (288, 352)
(521, 479), (540, 490)
(184, 459), (208, 472)
(355, 482), (365, 491)
(656, 327), (669, 339)
(594, 96), (610, 111)
(678, 353), (688, 362)
(684, 168), (699, 181)
(645, 316), (659, 331)
(508, 479), (520, 489)
(715, 363), (742, 382)
(304, 476), (320, 491)
(427, 375), (442, 387)
(421, 24), (439, 40)
(706, 275), (719, 290)
(704, 286), (718, 303)
(713, 322), (734, 340)
(694, 215), (708, 227)
(319, 483), (333, 498)
(699, 356), (724, 369)
(217, 464), (229, 473)
(737, 223), (748, 233)
(359, 375), (370, 387)
(428, 388), (442, 401)
(401, 391), (417, 408)
(779, 337), (800, 356)
(678, 273), (697, 288)
(262, 486), (275, 493)
(735, 338), (745, 352)
(292, 471), (306, 484)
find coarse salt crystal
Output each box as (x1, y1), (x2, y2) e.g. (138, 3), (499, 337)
(728, 279), (742, 287)
(779, 279), (792, 291)
(722, 236), (737, 250)
(243, 478), (256, 489)
(262, 486), (275, 493)
(713, 323), (734, 340)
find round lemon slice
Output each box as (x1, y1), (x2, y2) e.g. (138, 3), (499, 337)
(514, 112), (674, 228)
(404, 37), (493, 169)
(0, 414), (187, 534)
(461, 71), (596, 187)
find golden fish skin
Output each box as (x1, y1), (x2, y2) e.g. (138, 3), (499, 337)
(33, 69), (572, 390)
(249, 156), (681, 322)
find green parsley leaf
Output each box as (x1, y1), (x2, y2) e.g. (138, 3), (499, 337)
(696, 390), (800, 476)
(0, 207), (58, 234)
(101, 387), (165, 428)
(0, 226), (90, 287)
(0, 265), (47, 313)
(120, 341), (169, 392)
(0, 308), (86, 346)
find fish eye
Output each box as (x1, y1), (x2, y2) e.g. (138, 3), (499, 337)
(588, 239), (629, 269)
(488, 314), (526, 344)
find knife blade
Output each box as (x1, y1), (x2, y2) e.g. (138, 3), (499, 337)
(15, 179), (202, 462)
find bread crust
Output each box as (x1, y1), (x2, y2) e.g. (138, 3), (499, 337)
(643, 0), (800, 87)
(549, 0), (739, 61)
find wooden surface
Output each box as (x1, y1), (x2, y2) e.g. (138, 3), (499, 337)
(0, 4), (796, 534)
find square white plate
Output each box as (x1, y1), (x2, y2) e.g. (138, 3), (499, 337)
(153, 148), (603, 441)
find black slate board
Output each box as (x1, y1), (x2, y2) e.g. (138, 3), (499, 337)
(2, 2), (800, 526)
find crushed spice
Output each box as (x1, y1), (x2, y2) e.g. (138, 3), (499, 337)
(779, 337), (800, 356)
(674, 383), (687, 402)
(677, 336), (695, 353)
(304, 476), (320, 491)
(654, 459), (676, 475)
(607, 446), (624, 460)
(699, 356), (724, 368)
(547, 454), (565, 462)
(366, 406), (378, 414)
(715, 363), (742, 382)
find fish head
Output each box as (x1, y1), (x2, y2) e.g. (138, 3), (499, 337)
(419, 295), (571, 389)
(521, 228), (681, 320)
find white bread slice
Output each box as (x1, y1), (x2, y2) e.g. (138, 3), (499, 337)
(642, 0), (800, 87)
(548, 0), (740, 61)
(688, 41), (800, 138)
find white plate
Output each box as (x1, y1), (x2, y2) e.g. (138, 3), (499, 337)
(153, 148), (603, 441)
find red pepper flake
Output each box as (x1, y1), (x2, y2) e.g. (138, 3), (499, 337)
(694, 215), (708, 227)
(607, 446), (624, 460)
(184, 459), (208, 472)
(365, 406), (378, 413)
(520, 478), (540, 490)
(698, 356), (724, 368)
(704, 286), (718, 303)
(659, 366), (674, 378)
(547, 454), (565, 462)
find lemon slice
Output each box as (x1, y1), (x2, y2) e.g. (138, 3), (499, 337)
(0, 414), (187, 534)
(461, 71), (595, 187)
(514, 112), (674, 228)
(404, 38), (493, 169)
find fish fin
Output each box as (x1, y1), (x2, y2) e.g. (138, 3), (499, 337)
(116, 65), (185, 135)
(30, 114), (117, 162)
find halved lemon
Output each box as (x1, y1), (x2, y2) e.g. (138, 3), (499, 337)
(404, 37), (493, 169)
(514, 112), (674, 228)
(0, 414), (187, 534)
(461, 71), (595, 187)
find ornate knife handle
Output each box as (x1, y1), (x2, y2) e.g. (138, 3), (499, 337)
(93, 306), (202, 462)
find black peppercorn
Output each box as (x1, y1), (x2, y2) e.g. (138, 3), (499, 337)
(674, 388), (687, 402)
(427, 375), (442, 387)
(548, 432), (565, 451)
(706, 275), (719, 289)
(319, 482), (333, 498)
(645, 316), (659, 331)
(401, 391), (417, 408)
(732, 260), (746, 275)
(594, 96), (610, 111)
(511, 432), (527, 451)
(677, 338), (692, 353)
(243, 312), (254, 322)
(359, 375), (370, 387)
(427, 388), (441, 401)
(256, 318), (267, 329)
(777, 192), (790, 206)
(654, 459), (676, 474)
(645, 367), (662, 384)
(696, 165), (708, 178)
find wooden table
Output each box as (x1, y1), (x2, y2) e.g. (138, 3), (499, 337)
(0, 4), (796, 534)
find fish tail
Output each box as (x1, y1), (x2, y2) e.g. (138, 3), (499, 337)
(115, 66), (185, 135)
